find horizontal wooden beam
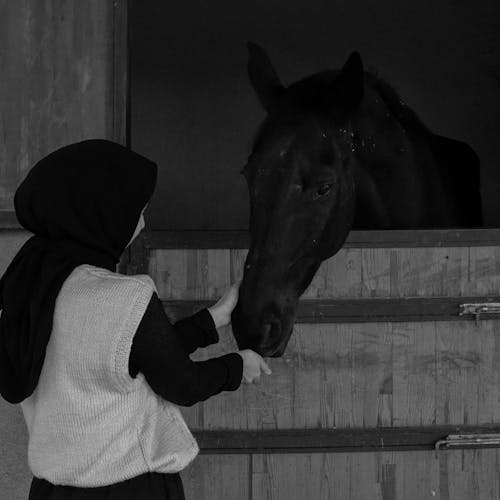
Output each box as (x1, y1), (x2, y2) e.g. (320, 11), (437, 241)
(163, 296), (500, 323)
(143, 228), (500, 249)
(0, 211), (22, 229)
(3, 224), (500, 247)
(193, 425), (500, 454)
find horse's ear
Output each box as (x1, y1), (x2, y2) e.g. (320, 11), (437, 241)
(247, 42), (285, 112)
(332, 51), (364, 122)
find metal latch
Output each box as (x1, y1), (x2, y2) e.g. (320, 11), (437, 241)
(435, 433), (500, 456)
(458, 302), (500, 324)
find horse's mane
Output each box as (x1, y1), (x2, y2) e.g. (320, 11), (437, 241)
(366, 72), (432, 137)
(248, 69), (433, 153)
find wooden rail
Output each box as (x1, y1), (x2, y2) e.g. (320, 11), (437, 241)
(193, 425), (500, 454)
(4, 223), (500, 246)
(142, 228), (500, 249)
(164, 297), (500, 323)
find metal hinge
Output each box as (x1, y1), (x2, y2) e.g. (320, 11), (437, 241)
(458, 302), (500, 324)
(435, 433), (500, 456)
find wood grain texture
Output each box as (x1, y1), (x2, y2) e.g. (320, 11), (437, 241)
(177, 320), (500, 431)
(145, 246), (500, 431)
(149, 246), (500, 300)
(147, 242), (500, 495)
(180, 454), (249, 500)
(0, 0), (116, 213)
(193, 425), (500, 453)
(251, 450), (500, 500)
(162, 297), (500, 324)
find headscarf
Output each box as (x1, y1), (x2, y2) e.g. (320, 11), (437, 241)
(0, 139), (157, 404)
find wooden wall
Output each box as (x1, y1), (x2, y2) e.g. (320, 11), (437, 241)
(145, 241), (500, 499)
(183, 450), (500, 499)
(0, 1), (126, 498)
(0, 0), (126, 216)
(151, 246), (500, 431)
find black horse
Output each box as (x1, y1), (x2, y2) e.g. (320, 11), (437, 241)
(231, 43), (482, 358)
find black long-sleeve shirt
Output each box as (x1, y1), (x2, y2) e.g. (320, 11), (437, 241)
(128, 292), (243, 407)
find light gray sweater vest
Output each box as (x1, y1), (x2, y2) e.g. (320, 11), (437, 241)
(20, 264), (199, 487)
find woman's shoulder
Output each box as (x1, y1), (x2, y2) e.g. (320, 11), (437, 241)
(73, 264), (157, 293)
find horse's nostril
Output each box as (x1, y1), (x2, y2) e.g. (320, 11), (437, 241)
(261, 323), (272, 340)
(260, 316), (281, 346)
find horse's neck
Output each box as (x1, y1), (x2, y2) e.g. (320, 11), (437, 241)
(348, 109), (453, 228)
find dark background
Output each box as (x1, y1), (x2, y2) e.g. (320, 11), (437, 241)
(130, 0), (500, 230)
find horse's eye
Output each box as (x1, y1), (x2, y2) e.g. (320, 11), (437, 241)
(316, 184), (333, 197)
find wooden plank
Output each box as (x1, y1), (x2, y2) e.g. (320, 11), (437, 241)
(163, 296), (500, 323)
(111, 0), (128, 146)
(142, 228), (500, 249)
(181, 454), (249, 500)
(0, 1), (114, 213)
(252, 452), (384, 500)
(392, 322), (435, 427)
(0, 1), (128, 230)
(149, 246), (500, 300)
(251, 450), (500, 500)
(192, 426), (500, 454)
(179, 320), (500, 431)
(123, 232), (149, 274)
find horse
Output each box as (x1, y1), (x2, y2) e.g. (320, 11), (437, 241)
(230, 42), (482, 358)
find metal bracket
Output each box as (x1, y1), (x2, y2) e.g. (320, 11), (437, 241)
(458, 302), (500, 325)
(435, 433), (500, 457)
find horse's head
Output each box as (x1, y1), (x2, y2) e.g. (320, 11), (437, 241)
(231, 43), (364, 357)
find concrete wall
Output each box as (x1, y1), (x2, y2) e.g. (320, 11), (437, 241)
(0, 232), (32, 499)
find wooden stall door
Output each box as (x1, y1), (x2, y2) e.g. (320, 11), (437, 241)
(129, 229), (500, 500)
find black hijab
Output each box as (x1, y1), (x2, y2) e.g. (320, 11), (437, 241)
(0, 139), (157, 404)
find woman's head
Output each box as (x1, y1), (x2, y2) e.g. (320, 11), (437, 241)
(14, 139), (157, 261)
(0, 140), (157, 403)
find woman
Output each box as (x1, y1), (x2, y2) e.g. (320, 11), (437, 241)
(0, 139), (271, 499)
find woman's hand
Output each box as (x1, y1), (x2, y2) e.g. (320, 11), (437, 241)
(207, 281), (241, 328)
(237, 349), (272, 384)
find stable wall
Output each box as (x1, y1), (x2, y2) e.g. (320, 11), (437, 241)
(140, 231), (500, 499)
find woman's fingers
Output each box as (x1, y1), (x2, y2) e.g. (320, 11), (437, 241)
(261, 358), (272, 375)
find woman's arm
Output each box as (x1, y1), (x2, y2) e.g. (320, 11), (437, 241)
(173, 305), (220, 355)
(129, 292), (243, 406)
(166, 282), (240, 354)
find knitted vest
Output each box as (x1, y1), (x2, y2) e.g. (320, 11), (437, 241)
(20, 264), (199, 487)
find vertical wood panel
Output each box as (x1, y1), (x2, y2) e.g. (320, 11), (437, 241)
(181, 454), (249, 500)
(392, 322), (437, 426)
(0, 0), (118, 213)
(179, 320), (500, 431)
(149, 246), (500, 300)
(251, 450), (500, 500)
